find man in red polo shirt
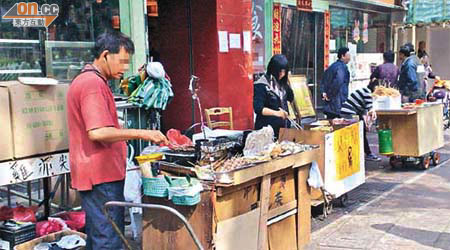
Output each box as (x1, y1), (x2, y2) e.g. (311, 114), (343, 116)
(67, 31), (168, 250)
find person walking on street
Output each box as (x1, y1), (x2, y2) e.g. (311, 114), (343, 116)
(397, 43), (424, 102)
(67, 31), (168, 250)
(320, 47), (351, 119)
(370, 50), (399, 88)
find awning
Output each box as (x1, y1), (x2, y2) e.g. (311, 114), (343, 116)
(329, 0), (405, 13)
(406, 0), (450, 25)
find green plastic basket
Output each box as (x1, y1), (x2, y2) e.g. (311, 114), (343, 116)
(142, 177), (169, 197)
(169, 178), (202, 206)
(142, 177), (192, 198)
(172, 192), (201, 206)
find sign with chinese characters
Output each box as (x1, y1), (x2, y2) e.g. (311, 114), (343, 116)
(2, 2), (59, 28)
(324, 11), (331, 69)
(333, 123), (361, 180)
(324, 122), (365, 198)
(0, 152), (70, 186)
(297, 0), (312, 12)
(272, 4), (282, 55)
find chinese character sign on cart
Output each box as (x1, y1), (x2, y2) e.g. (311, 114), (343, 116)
(333, 123), (361, 181)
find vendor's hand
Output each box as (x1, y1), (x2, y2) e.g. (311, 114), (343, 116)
(277, 109), (288, 120)
(369, 110), (377, 121)
(436, 76), (441, 80)
(322, 93), (330, 101)
(140, 130), (169, 144)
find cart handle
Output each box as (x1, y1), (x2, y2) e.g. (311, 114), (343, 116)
(103, 201), (204, 250)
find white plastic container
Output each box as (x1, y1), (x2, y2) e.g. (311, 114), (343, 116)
(373, 95), (402, 110)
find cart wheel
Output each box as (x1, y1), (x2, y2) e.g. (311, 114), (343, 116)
(323, 202), (333, 217)
(337, 193), (349, 207)
(420, 155), (432, 170)
(432, 152), (441, 166)
(389, 156), (403, 169)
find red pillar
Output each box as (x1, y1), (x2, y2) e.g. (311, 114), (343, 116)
(159, 0), (254, 132)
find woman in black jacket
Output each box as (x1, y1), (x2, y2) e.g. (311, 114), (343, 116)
(253, 54), (294, 138)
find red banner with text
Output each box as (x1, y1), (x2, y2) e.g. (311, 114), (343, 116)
(324, 11), (330, 69)
(273, 4), (282, 55)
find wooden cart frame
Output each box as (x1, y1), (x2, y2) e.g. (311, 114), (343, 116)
(140, 149), (318, 250)
(377, 104), (445, 170)
(279, 122), (365, 217)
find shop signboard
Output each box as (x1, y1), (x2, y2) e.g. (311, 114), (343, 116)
(0, 152), (70, 186)
(297, 0), (312, 12)
(324, 122), (365, 198)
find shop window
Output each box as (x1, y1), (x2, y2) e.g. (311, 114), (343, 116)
(330, 7), (391, 54)
(281, 7), (324, 108)
(0, 0), (120, 84)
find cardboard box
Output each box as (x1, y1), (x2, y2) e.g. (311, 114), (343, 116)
(0, 80), (69, 159)
(14, 230), (86, 250)
(0, 88), (13, 161)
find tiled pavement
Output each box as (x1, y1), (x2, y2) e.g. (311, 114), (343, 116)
(307, 130), (450, 250)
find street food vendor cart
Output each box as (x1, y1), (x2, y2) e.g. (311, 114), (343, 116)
(376, 103), (445, 169)
(279, 121), (365, 216)
(139, 145), (319, 250)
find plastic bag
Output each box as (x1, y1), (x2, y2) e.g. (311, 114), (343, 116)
(307, 161), (324, 189)
(0, 206), (13, 221)
(56, 234), (86, 249)
(168, 182), (203, 200)
(36, 217), (68, 237)
(166, 129), (193, 148)
(124, 168), (142, 202)
(124, 144), (142, 214)
(243, 126), (275, 157)
(13, 205), (37, 223)
(57, 211), (85, 231)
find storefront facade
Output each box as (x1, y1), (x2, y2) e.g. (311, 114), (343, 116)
(0, 0), (147, 89)
(328, 0), (403, 92)
(255, 0), (403, 110)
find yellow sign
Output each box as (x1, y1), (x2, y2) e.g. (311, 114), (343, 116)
(334, 123), (360, 180)
(289, 76), (316, 118)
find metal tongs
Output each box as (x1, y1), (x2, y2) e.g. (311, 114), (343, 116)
(288, 117), (303, 130)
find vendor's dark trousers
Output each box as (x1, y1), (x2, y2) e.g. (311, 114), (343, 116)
(324, 111), (340, 119)
(80, 180), (125, 250)
(361, 116), (372, 155)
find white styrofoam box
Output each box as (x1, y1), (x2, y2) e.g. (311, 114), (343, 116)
(373, 95), (402, 110)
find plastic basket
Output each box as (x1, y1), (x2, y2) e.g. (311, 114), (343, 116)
(171, 193), (201, 206)
(142, 177), (191, 198)
(142, 177), (169, 197)
(168, 178), (202, 206)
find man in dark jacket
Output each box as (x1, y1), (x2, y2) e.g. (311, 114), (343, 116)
(320, 47), (351, 119)
(398, 44), (424, 102)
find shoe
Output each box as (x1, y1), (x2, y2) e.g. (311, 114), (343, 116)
(366, 153), (381, 162)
